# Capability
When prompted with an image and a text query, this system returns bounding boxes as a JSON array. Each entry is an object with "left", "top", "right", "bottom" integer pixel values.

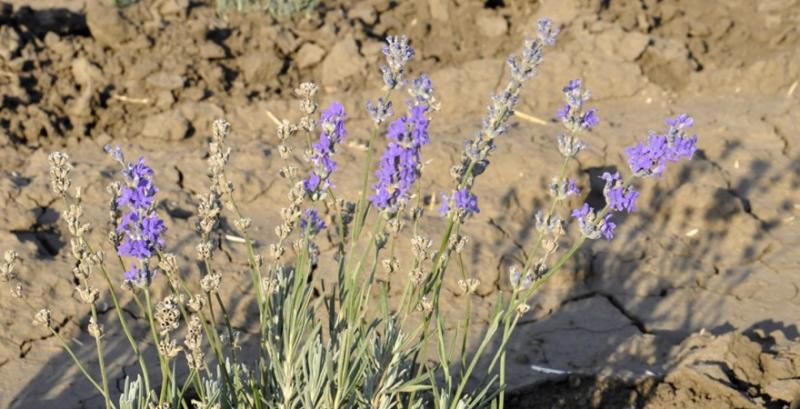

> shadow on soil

[{"left": 473, "top": 144, "right": 800, "bottom": 407}]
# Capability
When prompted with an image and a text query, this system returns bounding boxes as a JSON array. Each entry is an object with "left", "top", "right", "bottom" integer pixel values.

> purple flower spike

[
  {"left": 537, "top": 18, "right": 560, "bottom": 46},
  {"left": 441, "top": 188, "right": 480, "bottom": 219},
  {"left": 305, "top": 102, "right": 348, "bottom": 199},
  {"left": 581, "top": 109, "right": 599, "bottom": 129},
  {"left": 104, "top": 144, "right": 124, "bottom": 163},
  {"left": 381, "top": 35, "right": 415, "bottom": 90},
  {"left": 123, "top": 262, "right": 140, "bottom": 282},
  {"left": 625, "top": 134, "right": 667, "bottom": 177},
  {"left": 124, "top": 262, "right": 154, "bottom": 283},
  {"left": 566, "top": 179, "right": 581, "bottom": 197},
  {"left": 551, "top": 177, "right": 581, "bottom": 200},
  {"left": 671, "top": 134, "right": 698, "bottom": 159},
  {"left": 666, "top": 114, "right": 694, "bottom": 130},
  {"left": 571, "top": 203, "right": 591, "bottom": 219},
  {"left": 557, "top": 79, "right": 598, "bottom": 132},
  {"left": 572, "top": 203, "right": 613, "bottom": 240},
  {"left": 320, "top": 102, "right": 347, "bottom": 144},
  {"left": 556, "top": 104, "right": 570, "bottom": 120},
  {"left": 111, "top": 150, "right": 166, "bottom": 285},
  {"left": 601, "top": 172, "right": 639, "bottom": 213},
  {"left": 454, "top": 189, "right": 479, "bottom": 214},
  {"left": 409, "top": 74, "right": 436, "bottom": 109},
  {"left": 367, "top": 97, "right": 393, "bottom": 125},
  {"left": 119, "top": 239, "right": 151, "bottom": 259},
  {"left": 625, "top": 114, "right": 697, "bottom": 178},
  {"left": 299, "top": 209, "right": 326, "bottom": 237},
  {"left": 600, "top": 214, "right": 616, "bottom": 240},
  {"left": 372, "top": 106, "right": 430, "bottom": 213},
  {"left": 562, "top": 79, "right": 581, "bottom": 93}
]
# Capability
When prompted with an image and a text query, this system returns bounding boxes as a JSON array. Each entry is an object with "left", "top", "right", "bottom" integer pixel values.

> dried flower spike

[
  {"left": 47, "top": 152, "right": 72, "bottom": 197},
  {"left": 34, "top": 308, "right": 52, "bottom": 327}
]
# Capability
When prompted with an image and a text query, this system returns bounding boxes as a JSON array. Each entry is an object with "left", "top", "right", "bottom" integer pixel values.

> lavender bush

[
  {"left": 214, "top": 0, "right": 316, "bottom": 17},
  {"left": 0, "top": 18, "right": 698, "bottom": 409}
]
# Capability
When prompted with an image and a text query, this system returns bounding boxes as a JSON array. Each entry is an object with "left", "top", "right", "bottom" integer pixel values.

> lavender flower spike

[
  {"left": 549, "top": 177, "right": 581, "bottom": 200},
  {"left": 381, "top": 35, "right": 415, "bottom": 90},
  {"left": 599, "top": 214, "right": 616, "bottom": 240},
  {"left": 367, "top": 97, "right": 393, "bottom": 125},
  {"left": 453, "top": 18, "right": 559, "bottom": 186},
  {"left": 408, "top": 74, "right": 438, "bottom": 110},
  {"left": 299, "top": 209, "right": 326, "bottom": 237},
  {"left": 105, "top": 145, "right": 166, "bottom": 284},
  {"left": 508, "top": 18, "right": 559, "bottom": 82},
  {"left": 440, "top": 188, "right": 480, "bottom": 220},
  {"left": 571, "top": 203, "right": 615, "bottom": 240},
  {"left": 538, "top": 18, "right": 560, "bottom": 46},
  {"left": 601, "top": 172, "right": 639, "bottom": 213},
  {"left": 371, "top": 105, "right": 430, "bottom": 213},
  {"left": 625, "top": 114, "right": 697, "bottom": 178},
  {"left": 305, "top": 102, "right": 347, "bottom": 199},
  {"left": 556, "top": 79, "right": 599, "bottom": 132}
]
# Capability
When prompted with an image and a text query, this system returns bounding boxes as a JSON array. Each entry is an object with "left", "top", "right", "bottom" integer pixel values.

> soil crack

[
  {"left": 19, "top": 316, "right": 71, "bottom": 358},
  {"left": 555, "top": 291, "right": 651, "bottom": 334}
]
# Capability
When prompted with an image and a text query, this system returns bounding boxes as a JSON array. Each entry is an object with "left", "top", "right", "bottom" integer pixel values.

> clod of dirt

[
  {"left": 177, "top": 101, "right": 224, "bottom": 135},
  {"left": 0, "top": 25, "right": 20, "bottom": 60},
  {"left": 85, "top": 5, "right": 136, "bottom": 49},
  {"left": 295, "top": 42, "right": 325, "bottom": 69},
  {"left": 649, "top": 331, "right": 800, "bottom": 408},
  {"left": 42, "top": 32, "right": 74, "bottom": 57},
  {"left": 0, "top": 176, "right": 37, "bottom": 231},
  {"left": 154, "top": 0, "right": 189, "bottom": 16},
  {"left": 429, "top": 0, "right": 450, "bottom": 21},
  {"left": 239, "top": 49, "right": 283, "bottom": 87},
  {"left": 475, "top": 10, "right": 508, "bottom": 38},
  {"left": 146, "top": 71, "right": 185, "bottom": 91},
  {"left": 592, "top": 25, "right": 651, "bottom": 62},
  {"left": 640, "top": 38, "right": 697, "bottom": 91},
  {"left": 321, "top": 36, "right": 366, "bottom": 88},
  {"left": 141, "top": 110, "right": 190, "bottom": 141},
  {"left": 198, "top": 41, "right": 226, "bottom": 60},
  {"left": 348, "top": 2, "right": 377, "bottom": 25},
  {"left": 71, "top": 57, "right": 104, "bottom": 86}
]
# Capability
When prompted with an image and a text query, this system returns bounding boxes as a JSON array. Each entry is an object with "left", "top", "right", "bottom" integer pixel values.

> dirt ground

[{"left": 0, "top": 0, "right": 799, "bottom": 407}]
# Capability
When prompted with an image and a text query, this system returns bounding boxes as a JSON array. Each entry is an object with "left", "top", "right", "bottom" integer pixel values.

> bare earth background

[{"left": 0, "top": 0, "right": 799, "bottom": 407}]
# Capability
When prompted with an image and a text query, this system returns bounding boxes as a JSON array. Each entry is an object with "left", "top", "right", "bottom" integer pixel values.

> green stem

[
  {"left": 352, "top": 125, "right": 379, "bottom": 240},
  {"left": 179, "top": 369, "right": 197, "bottom": 401},
  {"left": 221, "top": 182, "right": 266, "bottom": 334},
  {"left": 204, "top": 291, "right": 238, "bottom": 404},
  {"left": 143, "top": 287, "right": 170, "bottom": 404},
  {"left": 87, "top": 241, "right": 152, "bottom": 397},
  {"left": 90, "top": 305, "right": 113, "bottom": 409},
  {"left": 203, "top": 257, "right": 240, "bottom": 369},
  {"left": 50, "top": 327, "right": 111, "bottom": 401},
  {"left": 522, "top": 155, "right": 571, "bottom": 273},
  {"left": 449, "top": 308, "right": 505, "bottom": 409},
  {"left": 457, "top": 254, "right": 472, "bottom": 374}
]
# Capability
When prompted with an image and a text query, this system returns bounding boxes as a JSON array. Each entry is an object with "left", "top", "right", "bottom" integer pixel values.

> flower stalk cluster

[{"left": 0, "top": 20, "right": 703, "bottom": 409}]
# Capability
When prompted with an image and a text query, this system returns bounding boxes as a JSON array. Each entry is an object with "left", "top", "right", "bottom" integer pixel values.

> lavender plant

[
  {"left": 215, "top": 0, "right": 316, "bottom": 17},
  {"left": 0, "top": 18, "right": 698, "bottom": 409}
]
